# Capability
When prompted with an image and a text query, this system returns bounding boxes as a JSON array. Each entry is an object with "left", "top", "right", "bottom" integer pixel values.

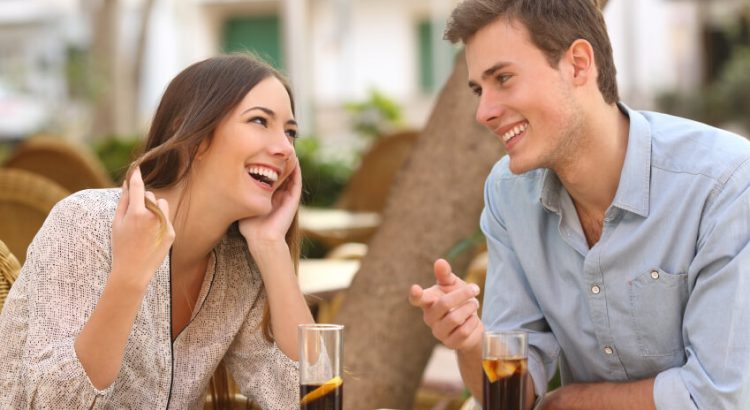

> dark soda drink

[
  {"left": 299, "top": 378, "right": 343, "bottom": 410},
  {"left": 482, "top": 357, "right": 527, "bottom": 410}
]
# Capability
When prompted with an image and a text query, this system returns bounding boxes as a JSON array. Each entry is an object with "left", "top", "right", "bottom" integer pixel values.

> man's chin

[{"left": 508, "top": 159, "right": 535, "bottom": 175}]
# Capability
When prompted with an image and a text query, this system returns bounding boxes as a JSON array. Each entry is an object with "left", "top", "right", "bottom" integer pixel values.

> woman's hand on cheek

[{"left": 239, "top": 157, "right": 301, "bottom": 249}]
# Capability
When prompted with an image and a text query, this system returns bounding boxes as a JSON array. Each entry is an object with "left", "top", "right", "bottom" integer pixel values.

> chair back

[
  {"left": 0, "top": 168, "right": 70, "bottom": 264},
  {"left": 3, "top": 136, "right": 114, "bottom": 192},
  {"left": 0, "top": 239, "right": 21, "bottom": 310},
  {"left": 335, "top": 130, "right": 419, "bottom": 213}
]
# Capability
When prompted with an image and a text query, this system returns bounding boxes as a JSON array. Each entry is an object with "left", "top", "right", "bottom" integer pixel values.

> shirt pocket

[{"left": 628, "top": 268, "right": 688, "bottom": 358}]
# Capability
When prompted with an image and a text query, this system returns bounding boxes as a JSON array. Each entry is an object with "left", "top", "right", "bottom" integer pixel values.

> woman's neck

[{"left": 153, "top": 184, "right": 232, "bottom": 276}]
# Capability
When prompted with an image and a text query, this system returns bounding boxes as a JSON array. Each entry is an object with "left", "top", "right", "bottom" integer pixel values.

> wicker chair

[
  {"left": 335, "top": 130, "right": 419, "bottom": 213},
  {"left": 0, "top": 239, "right": 21, "bottom": 310},
  {"left": 0, "top": 168, "right": 70, "bottom": 264},
  {"left": 3, "top": 136, "right": 114, "bottom": 193},
  {"left": 203, "top": 360, "right": 261, "bottom": 410}
]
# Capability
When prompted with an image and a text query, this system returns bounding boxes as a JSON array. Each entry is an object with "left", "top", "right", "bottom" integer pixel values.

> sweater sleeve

[{"left": 0, "top": 193, "right": 117, "bottom": 409}]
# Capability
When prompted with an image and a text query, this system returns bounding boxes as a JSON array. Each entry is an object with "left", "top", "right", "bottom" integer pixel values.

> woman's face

[{"left": 194, "top": 76, "right": 297, "bottom": 218}]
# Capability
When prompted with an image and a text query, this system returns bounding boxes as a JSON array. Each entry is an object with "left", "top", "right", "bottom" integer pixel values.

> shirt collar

[{"left": 538, "top": 102, "right": 652, "bottom": 217}]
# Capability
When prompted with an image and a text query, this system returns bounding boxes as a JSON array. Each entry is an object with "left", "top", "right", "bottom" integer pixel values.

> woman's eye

[
  {"left": 249, "top": 116, "right": 267, "bottom": 126},
  {"left": 285, "top": 129, "right": 298, "bottom": 139}
]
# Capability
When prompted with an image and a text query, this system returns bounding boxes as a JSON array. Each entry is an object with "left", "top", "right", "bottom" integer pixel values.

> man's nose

[{"left": 475, "top": 90, "right": 505, "bottom": 128}]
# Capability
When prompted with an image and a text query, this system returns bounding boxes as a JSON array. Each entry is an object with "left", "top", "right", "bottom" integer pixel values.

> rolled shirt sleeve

[{"left": 653, "top": 159, "right": 750, "bottom": 409}]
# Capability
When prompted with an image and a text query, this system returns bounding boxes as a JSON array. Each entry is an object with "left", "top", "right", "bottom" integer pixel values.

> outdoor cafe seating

[{"left": 299, "top": 130, "right": 419, "bottom": 248}]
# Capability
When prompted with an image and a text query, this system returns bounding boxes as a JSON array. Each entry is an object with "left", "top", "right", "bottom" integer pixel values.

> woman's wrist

[
  {"left": 108, "top": 265, "right": 153, "bottom": 296},
  {"left": 246, "top": 237, "right": 289, "bottom": 256}
]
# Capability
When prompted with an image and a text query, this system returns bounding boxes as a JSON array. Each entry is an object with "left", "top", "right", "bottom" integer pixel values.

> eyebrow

[
  {"left": 467, "top": 62, "right": 512, "bottom": 88},
  {"left": 241, "top": 106, "right": 298, "bottom": 126}
]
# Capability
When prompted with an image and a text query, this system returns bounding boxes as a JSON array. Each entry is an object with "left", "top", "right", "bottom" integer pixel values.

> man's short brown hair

[{"left": 444, "top": 0, "right": 619, "bottom": 104}]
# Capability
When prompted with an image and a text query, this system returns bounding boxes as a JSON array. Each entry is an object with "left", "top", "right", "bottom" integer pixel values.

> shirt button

[
  {"left": 603, "top": 346, "right": 614, "bottom": 355},
  {"left": 591, "top": 285, "right": 601, "bottom": 294},
  {"left": 650, "top": 270, "right": 660, "bottom": 280}
]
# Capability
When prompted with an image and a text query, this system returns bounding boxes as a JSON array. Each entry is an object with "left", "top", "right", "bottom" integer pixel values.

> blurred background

[
  {"left": 1, "top": 0, "right": 748, "bottom": 178},
  {"left": 1, "top": 0, "right": 749, "bottom": 408}
]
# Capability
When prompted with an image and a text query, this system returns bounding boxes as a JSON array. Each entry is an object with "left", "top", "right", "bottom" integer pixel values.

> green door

[{"left": 222, "top": 15, "right": 283, "bottom": 70}]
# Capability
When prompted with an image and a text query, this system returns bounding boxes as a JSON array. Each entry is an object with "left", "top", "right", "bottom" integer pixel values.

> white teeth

[
  {"left": 247, "top": 166, "right": 279, "bottom": 183},
  {"left": 502, "top": 122, "right": 528, "bottom": 142}
]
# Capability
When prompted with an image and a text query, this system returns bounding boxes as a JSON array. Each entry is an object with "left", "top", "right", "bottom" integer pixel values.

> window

[
  {"left": 418, "top": 20, "right": 434, "bottom": 93},
  {"left": 222, "top": 15, "right": 283, "bottom": 70}
]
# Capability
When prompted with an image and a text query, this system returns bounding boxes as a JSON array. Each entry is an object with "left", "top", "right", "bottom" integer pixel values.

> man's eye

[
  {"left": 471, "top": 87, "right": 482, "bottom": 96},
  {"left": 497, "top": 74, "right": 512, "bottom": 84},
  {"left": 249, "top": 116, "right": 267, "bottom": 126}
]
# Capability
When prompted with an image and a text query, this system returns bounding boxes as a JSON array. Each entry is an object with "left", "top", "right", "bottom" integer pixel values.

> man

[{"left": 409, "top": 0, "right": 750, "bottom": 409}]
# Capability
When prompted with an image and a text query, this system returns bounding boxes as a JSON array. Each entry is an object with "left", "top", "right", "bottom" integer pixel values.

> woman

[{"left": 0, "top": 54, "right": 314, "bottom": 409}]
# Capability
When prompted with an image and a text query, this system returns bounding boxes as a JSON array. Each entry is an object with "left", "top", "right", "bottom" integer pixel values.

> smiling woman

[{"left": 0, "top": 54, "right": 314, "bottom": 409}]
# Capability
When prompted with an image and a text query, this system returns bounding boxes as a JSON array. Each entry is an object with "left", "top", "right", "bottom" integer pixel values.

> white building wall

[
  {"left": 604, "top": 0, "right": 703, "bottom": 109},
  {"left": 3, "top": 0, "right": 720, "bottom": 141}
]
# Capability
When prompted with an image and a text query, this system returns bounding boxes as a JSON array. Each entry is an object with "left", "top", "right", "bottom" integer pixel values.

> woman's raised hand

[
  {"left": 111, "top": 167, "right": 175, "bottom": 291},
  {"left": 239, "top": 157, "right": 302, "bottom": 250}
]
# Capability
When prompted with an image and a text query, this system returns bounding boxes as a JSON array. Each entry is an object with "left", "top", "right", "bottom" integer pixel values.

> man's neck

[{"left": 555, "top": 103, "right": 630, "bottom": 218}]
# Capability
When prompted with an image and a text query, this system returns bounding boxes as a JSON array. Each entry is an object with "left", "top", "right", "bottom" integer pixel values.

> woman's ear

[
  {"left": 195, "top": 139, "right": 210, "bottom": 160},
  {"left": 566, "top": 39, "right": 595, "bottom": 86}
]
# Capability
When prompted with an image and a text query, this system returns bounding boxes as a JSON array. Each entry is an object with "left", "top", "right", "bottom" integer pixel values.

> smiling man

[{"left": 409, "top": 1, "right": 750, "bottom": 409}]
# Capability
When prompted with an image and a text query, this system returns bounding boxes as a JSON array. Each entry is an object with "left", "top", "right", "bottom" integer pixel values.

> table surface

[
  {"left": 298, "top": 258, "right": 360, "bottom": 297},
  {"left": 299, "top": 206, "right": 380, "bottom": 232}
]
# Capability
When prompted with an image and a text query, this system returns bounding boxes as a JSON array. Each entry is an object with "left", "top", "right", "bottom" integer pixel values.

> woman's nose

[{"left": 270, "top": 131, "right": 295, "bottom": 159}]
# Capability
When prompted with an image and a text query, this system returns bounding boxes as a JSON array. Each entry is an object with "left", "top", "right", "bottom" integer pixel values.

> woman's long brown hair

[{"left": 124, "top": 54, "right": 301, "bottom": 409}]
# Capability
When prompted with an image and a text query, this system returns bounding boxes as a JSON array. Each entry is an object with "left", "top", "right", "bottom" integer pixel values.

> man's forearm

[
  {"left": 541, "top": 377, "right": 655, "bottom": 410},
  {"left": 456, "top": 342, "right": 484, "bottom": 400}
]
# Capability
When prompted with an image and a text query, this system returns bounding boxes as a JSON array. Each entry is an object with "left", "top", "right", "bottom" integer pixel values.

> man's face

[{"left": 466, "top": 18, "right": 584, "bottom": 175}]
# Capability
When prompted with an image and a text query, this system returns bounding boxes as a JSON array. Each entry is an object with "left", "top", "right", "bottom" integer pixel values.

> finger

[
  {"left": 279, "top": 157, "right": 301, "bottom": 194},
  {"left": 410, "top": 284, "right": 443, "bottom": 309},
  {"left": 288, "top": 157, "right": 302, "bottom": 199},
  {"left": 156, "top": 197, "right": 170, "bottom": 221},
  {"left": 115, "top": 180, "right": 129, "bottom": 220},
  {"left": 157, "top": 198, "right": 175, "bottom": 239},
  {"left": 425, "top": 284, "right": 481, "bottom": 324},
  {"left": 128, "top": 167, "right": 146, "bottom": 211},
  {"left": 433, "top": 297, "right": 480, "bottom": 339},
  {"left": 408, "top": 284, "right": 424, "bottom": 307},
  {"left": 444, "top": 313, "right": 482, "bottom": 349},
  {"left": 144, "top": 190, "right": 157, "bottom": 205},
  {"left": 434, "top": 259, "right": 457, "bottom": 287}
]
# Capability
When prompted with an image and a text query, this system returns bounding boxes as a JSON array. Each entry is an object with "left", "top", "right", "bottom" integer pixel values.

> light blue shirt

[{"left": 480, "top": 104, "right": 750, "bottom": 409}]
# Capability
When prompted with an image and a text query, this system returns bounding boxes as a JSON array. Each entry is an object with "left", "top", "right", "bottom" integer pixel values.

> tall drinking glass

[
  {"left": 299, "top": 324, "right": 344, "bottom": 410},
  {"left": 482, "top": 331, "right": 528, "bottom": 410}
]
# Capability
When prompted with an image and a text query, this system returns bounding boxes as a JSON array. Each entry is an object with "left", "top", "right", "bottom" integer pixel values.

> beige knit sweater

[{"left": 0, "top": 189, "right": 298, "bottom": 409}]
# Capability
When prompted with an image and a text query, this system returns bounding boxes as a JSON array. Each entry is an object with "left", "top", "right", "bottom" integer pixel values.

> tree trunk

[
  {"left": 334, "top": 53, "right": 501, "bottom": 410},
  {"left": 90, "top": 0, "right": 118, "bottom": 139},
  {"left": 89, "top": 0, "right": 155, "bottom": 139},
  {"left": 335, "top": 3, "right": 609, "bottom": 408}
]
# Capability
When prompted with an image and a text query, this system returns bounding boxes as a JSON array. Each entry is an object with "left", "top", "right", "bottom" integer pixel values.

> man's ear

[{"left": 565, "top": 39, "right": 595, "bottom": 86}]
